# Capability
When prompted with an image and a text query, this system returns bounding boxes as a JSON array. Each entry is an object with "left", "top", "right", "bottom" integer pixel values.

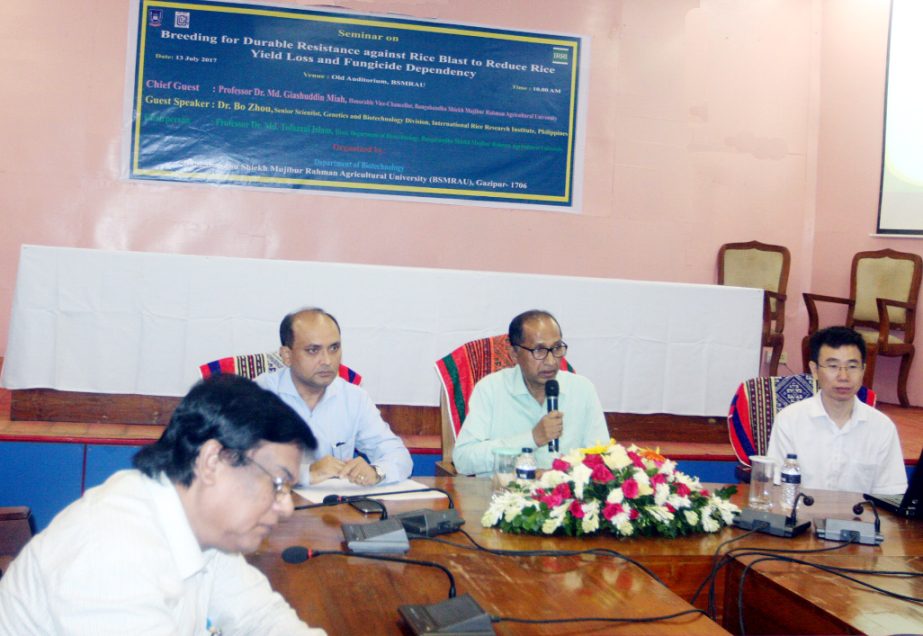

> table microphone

[
  {"left": 545, "top": 379, "right": 560, "bottom": 452},
  {"left": 282, "top": 546, "right": 338, "bottom": 564}
]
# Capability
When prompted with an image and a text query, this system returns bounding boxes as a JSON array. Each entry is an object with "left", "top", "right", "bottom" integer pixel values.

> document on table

[{"left": 295, "top": 478, "right": 447, "bottom": 504}]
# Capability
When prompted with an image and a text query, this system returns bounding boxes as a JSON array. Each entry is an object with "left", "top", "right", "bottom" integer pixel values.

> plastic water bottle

[
  {"left": 514, "top": 448, "right": 537, "bottom": 482},
  {"left": 780, "top": 453, "right": 801, "bottom": 510}
]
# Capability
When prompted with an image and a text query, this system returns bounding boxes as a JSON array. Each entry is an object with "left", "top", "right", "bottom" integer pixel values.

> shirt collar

[
  {"left": 279, "top": 367, "right": 340, "bottom": 406},
  {"left": 808, "top": 393, "right": 867, "bottom": 429},
  {"left": 149, "top": 472, "right": 206, "bottom": 580},
  {"left": 509, "top": 366, "right": 565, "bottom": 398}
]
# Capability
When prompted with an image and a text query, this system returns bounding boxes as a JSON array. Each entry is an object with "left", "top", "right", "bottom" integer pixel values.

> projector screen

[{"left": 878, "top": 0, "right": 923, "bottom": 234}]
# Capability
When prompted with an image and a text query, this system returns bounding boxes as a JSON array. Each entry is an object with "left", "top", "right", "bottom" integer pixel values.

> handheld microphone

[
  {"left": 295, "top": 487, "right": 456, "bottom": 510},
  {"left": 545, "top": 379, "right": 560, "bottom": 452}
]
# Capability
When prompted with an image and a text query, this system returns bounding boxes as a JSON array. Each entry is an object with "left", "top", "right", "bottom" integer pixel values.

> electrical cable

[
  {"left": 414, "top": 527, "right": 667, "bottom": 586},
  {"left": 281, "top": 546, "right": 457, "bottom": 598}
]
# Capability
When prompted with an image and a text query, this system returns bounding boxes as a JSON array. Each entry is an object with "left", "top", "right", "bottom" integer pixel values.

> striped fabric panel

[
  {"left": 727, "top": 373, "right": 876, "bottom": 467},
  {"left": 199, "top": 352, "right": 361, "bottom": 386},
  {"left": 434, "top": 334, "right": 573, "bottom": 440}
]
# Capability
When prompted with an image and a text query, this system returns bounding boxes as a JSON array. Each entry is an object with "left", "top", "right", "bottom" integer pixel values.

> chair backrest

[
  {"left": 0, "top": 506, "right": 34, "bottom": 578},
  {"left": 199, "top": 351, "right": 362, "bottom": 385},
  {"left": 717, "top": 241, "right": 791, "bottom": 327},
  {"left": 849, "top": 248, "right": 922, "bottom": 340},
  {"left": 434, "top": 334, "right": 572, "bottom": 464},
  {"left": 727, "top": 373, "right": 876, "bottom": 466}
]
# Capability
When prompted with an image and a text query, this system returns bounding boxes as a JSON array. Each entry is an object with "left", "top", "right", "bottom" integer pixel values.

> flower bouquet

[{"left": 482, "top": 441, "right": 739, "bottom": 538}]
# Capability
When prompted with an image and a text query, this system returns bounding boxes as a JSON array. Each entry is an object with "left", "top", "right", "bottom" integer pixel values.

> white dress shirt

[
  {"left": 767, "top": 393, "right": 907, "bottom": 495},
  {"left": 257, "top": 369, "right": 412, "bottom": 485},
  {"left": 0, "top": 470, "right": 323, "bottom": 635}
]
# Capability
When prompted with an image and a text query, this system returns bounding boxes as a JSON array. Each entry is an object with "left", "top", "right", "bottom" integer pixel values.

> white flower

[
  {"left": 571, "top": 463, "right": 593, "bottom": 500},
  {"left": 647, "top": 505, "right": 675, "bottom": 523},
  {"left": 616, "top": 518, "right": 635, "bottom": 536},
  {"left": 702, "top": 514, "right": 720, "bottom": 532},
  {"left": 674, "top": 472, "right": 701, "bottom": 491},
  {"left": 684, "top": 510, "right": 699, "bottom": 526},
  {"left": 606, "top": 488, "right": 624, "bottom": 504},
  {"left": 653, "top": 482, "right": 671, "bottom": 506},
  {"left": 580, "top": 500, "right": 601, "bottom": 533},
  {"left": 481, "top": 503, "right": 502, "bottom": 527},
  {"left": 541, "top": 503, "right": 569, "bottom": 534},
  {"left": 603, "top": 445, "right": 632, "bottom": 470},
  {"left": 713, "top": 497, "right": 740, "bottom": 525},
  {"left": 658, "top": 459, "right": 677, "bottom": 475},
  {"left": 668, "top": 493, "right": 691, "bottom": 510},
  {"left": 561, "top": 449, "right": 585, "bottom": 466},
  {"left": 538, "top": 469, "right": 568, "bottom": 489},
  {"left": 503, "top": 496, "right": 529, "bottom": 522}
]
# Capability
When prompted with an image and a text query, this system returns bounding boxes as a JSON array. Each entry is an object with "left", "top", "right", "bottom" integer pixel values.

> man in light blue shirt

[
  {"left": 453, "top": 310, "right": 610, "bottom": 476},
  {"left": 257, "top": 308, "right": 412, "bottom": 486}
]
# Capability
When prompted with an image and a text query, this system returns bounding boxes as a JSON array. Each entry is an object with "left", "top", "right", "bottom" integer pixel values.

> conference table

[{"left": 248, "top": 477, "right": 923, "bottom": 635}]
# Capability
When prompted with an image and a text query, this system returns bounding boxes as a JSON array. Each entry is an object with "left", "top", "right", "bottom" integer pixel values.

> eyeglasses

[
  {"left": 244, "top": 456, "right": 296, "bottom": 503},
  {"left": 816, "top": 363, "right": 865, "bottom": 375},
  {"left": 516, "top": 342, "right": 568, "bottom": 360}
]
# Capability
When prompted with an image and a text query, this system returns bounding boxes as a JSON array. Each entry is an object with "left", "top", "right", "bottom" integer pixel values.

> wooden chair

[
  {"left": 717, "top": 241, "right": 791, "bottom": 375},
  {"left": 199, "top": 351, "right": 362, "bottom": 385},
  {"left": 801, "top": 248, "right": 922, "bottom": 407},
  {"left": 727, "top": 374, "right": 876, "bottom": 482},
  {"left": 434, "top": 334, "right": 571, "bottom": 475},
  {"left": 0, "top": 506, "right": 34, "bottom": 579}
]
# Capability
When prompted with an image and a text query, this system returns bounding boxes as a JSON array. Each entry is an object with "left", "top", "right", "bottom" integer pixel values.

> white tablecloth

[{"left": 1, "top": 245, "right": 762, "bottom": 415}]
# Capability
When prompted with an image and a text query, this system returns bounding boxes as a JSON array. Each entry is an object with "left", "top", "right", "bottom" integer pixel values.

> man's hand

[
  {"left": 340, "top": 457, "right": 379, "bottom": 486},
  {"left": 309, "top": 455, "right": 346, "bottom": 484},
  {"left": 532, "top": 411, "right": 564, "bottom": 447}
]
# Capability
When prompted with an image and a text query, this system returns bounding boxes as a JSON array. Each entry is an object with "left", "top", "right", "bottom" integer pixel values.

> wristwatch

[{"left": 371, "top": 464, "right": 385, "bottom": 485}]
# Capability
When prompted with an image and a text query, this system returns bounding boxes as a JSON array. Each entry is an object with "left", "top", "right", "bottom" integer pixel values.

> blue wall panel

[
  {"left": 0, "top": 442, "right": 84, "bottom": 531},
  {"left": 85, "top": 445, "right": 143, "bottom": 490}
]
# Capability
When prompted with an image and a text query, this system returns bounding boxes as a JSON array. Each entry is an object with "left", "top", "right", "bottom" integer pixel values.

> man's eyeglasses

[
  {"left": 516, "top": 342, "right": 568, "bottom": 360},
  {"left": 816, "top": 363, "right": 865, "bottom": 375},
  {"left": 243, "top": 456, "right": 296, "bottom": 503}
]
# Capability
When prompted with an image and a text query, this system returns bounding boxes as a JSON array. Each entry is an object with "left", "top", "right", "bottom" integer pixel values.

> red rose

[
  {"left": 591, "top": 464, "right": 615, "bottom": 483},
  {"left": 542, "top": 493, "right": 564, "bottom": 508},
  {"left": 628, "top": 508, "right": 640, "bottom": 520},
  {"left": 602, "top": 502, "right": 624, "bottom": 520},
  {"left": 651, "top": 473, "right": 667, "bottom": 486},
  {"left": 622, "top": 478, "right": 639, "bottom": 499},
  {"left": 551, "top": 457, "right": 571, "bottom": 472},
  {"left": 569, "top": 500, "right": 585, "bottom": 519},
  {"left": 701, "top": 489, "right": 710, "bottom": 497},
  {"left": 583, "top": 454, "right": 604, "bottom": 468},
  {"left": 676, "top": 482, "right": 691, "bottom": 497},
  {"left": 666, "top": 503, "right": 676, "bottom": 513},
  {"left": 627, "top": 451, "right": 645, "bottom": 468},
  {"left": 553, "top": 482, "right": 573, "bottom": 500}
]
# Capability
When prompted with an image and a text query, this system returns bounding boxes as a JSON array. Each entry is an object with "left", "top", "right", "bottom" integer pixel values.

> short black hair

[
  {"left": 279, "top": 307, "right": 341, "bottom": 347},
  {"left": 133, "top": 374, "right": 316, "bottom": 486},
  {"left": 809, "top": 326, "right": 867, "bottom": 364},
  {"left": 508, "top": 310, "right": 561, "bottom": 347}
]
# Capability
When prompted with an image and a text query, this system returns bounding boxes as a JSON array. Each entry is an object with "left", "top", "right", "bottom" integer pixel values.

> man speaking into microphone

[{"left": 453, "top": 310, "right": 609, "bottom": 476}]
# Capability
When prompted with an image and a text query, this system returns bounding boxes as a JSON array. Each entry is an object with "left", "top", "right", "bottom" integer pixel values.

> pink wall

[{"left": 1, "top": 1, "right": 918, "bottom": 404}]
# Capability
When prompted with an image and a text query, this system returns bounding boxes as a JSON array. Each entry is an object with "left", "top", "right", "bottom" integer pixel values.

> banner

[{"left": 126, "top": 0, "right": 587, "bottom": 209}]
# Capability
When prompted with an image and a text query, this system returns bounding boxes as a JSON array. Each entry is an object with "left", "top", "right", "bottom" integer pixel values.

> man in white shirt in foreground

[
  {"left": 0, "top": 374, "right": 326, "bottom": 635},
  {"left": 768, "top": 326, "right": 907, "bottom": 495}
]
